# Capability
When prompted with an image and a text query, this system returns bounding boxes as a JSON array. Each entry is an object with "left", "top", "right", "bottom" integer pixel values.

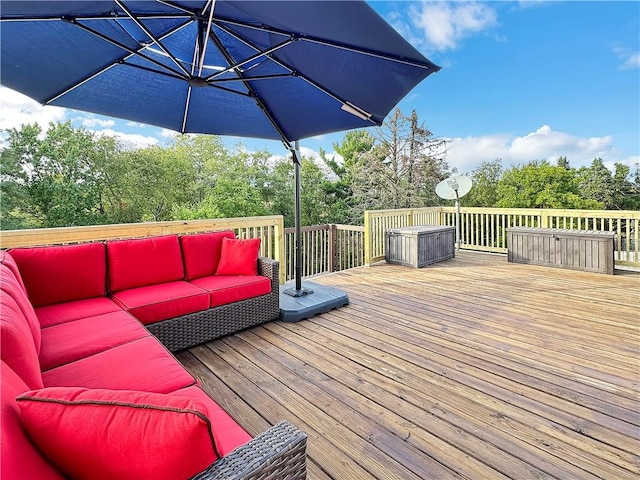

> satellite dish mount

[{"left": 435, "top": 176, "right": 473, "bottom": 250}]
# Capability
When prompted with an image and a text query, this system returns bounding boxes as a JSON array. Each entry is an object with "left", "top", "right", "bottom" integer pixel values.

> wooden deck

[{"left": 177, "top": 251, "right": 640, "bottom": 480}]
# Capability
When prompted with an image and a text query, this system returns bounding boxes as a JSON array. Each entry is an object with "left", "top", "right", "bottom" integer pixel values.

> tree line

[{"left": 1, "top": 109, "right": 638, "bottom": 231}]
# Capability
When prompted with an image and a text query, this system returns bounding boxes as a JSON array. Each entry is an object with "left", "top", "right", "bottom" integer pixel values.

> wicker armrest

[
  {"left": 257, "top": 256, "right": 279, "bottom": 283},
  {"left": 191, "top": 421, "right": 307, "bottom": 480}
]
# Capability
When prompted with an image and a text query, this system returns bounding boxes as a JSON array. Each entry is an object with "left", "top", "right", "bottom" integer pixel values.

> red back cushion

[
  {"left": 215, "top": 238, "right": 261, "bottom": 276},
  {"left": 9, "top": 243, "right": 107, "bottom": 307},
  {"left": 0, "top": 294, "right": 43, "bottom": 390},
  {"left": 1, "top": 362, "right": 65, "bottom": 480},
  {"left": 1, "top": 262, "right": 41, "bottom": 353},
  {"left": 107, "top": 235, "right": 184, "bottom": 292},
  {"left": 16, "top": 387, "right": 218, "bottom": 480},
  {"left": 0, "top": 250, "right": 27, "bottom": 292},
  {"left": 180, "top": 231, "right": 236, "bottom": 280}
]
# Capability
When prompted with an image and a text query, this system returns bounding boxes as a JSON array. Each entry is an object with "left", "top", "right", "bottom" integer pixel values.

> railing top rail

[
  {"left": 0, "top": 216, "right": 284, "bottom": 249},
  {"left": 366, "top": 207, "right": 442, "bottom": 216},
  {"left": 335, "top": 224, "right": 365, "bottom": 231},
  {"left": 440, "top": 207, "right": 640, "bottom": 218},
  {"left": 283, "top": 225, "right": 331, "bottom": 234}
]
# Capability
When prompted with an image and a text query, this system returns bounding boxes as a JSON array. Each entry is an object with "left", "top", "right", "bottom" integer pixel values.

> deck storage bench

[
  {"left": 507, "top": 227, "right": 615, "bottom": 274},
  {"left": 385, "top": 225, "right": 455, "bottom": 268}
]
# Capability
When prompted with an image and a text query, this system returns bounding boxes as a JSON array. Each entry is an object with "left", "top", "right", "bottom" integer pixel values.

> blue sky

[{"left": 1, "top": 1, "right": 638, "bottom": 174}]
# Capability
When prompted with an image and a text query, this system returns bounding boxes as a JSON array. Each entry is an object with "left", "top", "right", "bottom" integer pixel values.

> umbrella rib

[
  {"left": 214, "top": 21, "right": 378, "bottom": 125},
  {"left": 0, "top": 13, "right": 191, "bottom": 22},
  {"left": 45, "top": 18, "right": 191, "bottom": 105},
  {"left": 206, "top": 28, "right": 291, "bottom": 144},
  {"left": 64, "top": 18, "right": 189, "bottom": 78},
  {"left": 215, "top": 17, "right": 439, "bottom": 71},
  {"left": 210, "top": 73, "right": 294, "bottom": 83},
  {"left": 204, "top": 38, "right": 294, "bottom": 82},
  {"left": 115, "top": 0, "right": 190, "bottom": 77},
  {"left": 197, "top": 0, "right": 216, "bottom": 76}
]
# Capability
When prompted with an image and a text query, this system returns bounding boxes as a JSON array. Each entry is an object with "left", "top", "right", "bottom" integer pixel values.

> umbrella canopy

[
  {"left": 1, "top": 0, "right": 440, "bottom": 297},
  {"left": 1, "top": 0, "right": 439, "bottom": 144}
]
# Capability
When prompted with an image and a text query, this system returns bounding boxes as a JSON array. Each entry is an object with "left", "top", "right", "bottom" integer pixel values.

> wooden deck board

[{"left": 177, "top": 251, "right": 639, "bottom": 480}]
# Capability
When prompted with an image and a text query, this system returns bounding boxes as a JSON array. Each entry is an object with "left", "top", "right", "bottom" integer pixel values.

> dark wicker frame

[
  {"left": 192, "top": 421, "right": 307, "bottom": 480},
  {"left": 147, "top": 257, "right": 280, "bottom": 352}
]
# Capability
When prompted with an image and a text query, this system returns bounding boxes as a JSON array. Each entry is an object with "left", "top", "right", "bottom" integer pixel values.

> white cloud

[
  {"left": 403, "top": 1, "right": 498, "bottom": 52},
  {"left": 446, "top": 125, "right": 626, "bottom": 172},
  {"left": 79, "top": 116, "right": 116, "bottom": 128},
  {"left": 91, "top": 129, "right": 160, "bottom": 150},
  {"left": 611, "top": 43, "right": 640, "bottom": 70},
  {"left": 159, "top": 128, "right": 178, "bottom": 139},
  {"left": 0, "top": 87, "right": 67, "bottom": 132}
]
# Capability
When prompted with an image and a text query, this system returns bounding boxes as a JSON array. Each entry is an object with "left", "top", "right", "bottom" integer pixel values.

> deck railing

[
  {"left": 0, "top": 216, "right": 287, "bottom": 282},
  {"left": 2, "top": 208, "right": 638, "bottom": 280},
  {"left": 283, "top": 224, "right": 365, "bottom": 281},
  {"left": 364, "top": 207, "right": 640, "bottom": 269}
]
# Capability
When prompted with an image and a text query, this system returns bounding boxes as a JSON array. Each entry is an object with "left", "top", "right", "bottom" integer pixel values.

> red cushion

[
  {"left": 111, "top": 281, "right": 209, "bottom": 325},
  {"left": 107, "top": 235, "right": 185, "bottom": 292},
  {"left": 191, "top": 275, "right": 272, "bottom": 307},
  {"left": 180, "top": 231, "right": 236, "bottom": 280},
  {"left": 216, "top": 237, "right": 261, "bottom": 276},
  {"left": 0, "top": 295, "right": 43, "bottom": 390},
  {"left": 0, "top": 250, "right": 28, "bottom": 295},
  {"left": 17, "top": 387, "right": 218, "bottom": 480},
  {"left": 43, "top": 336, "right": 196, "bottom": 393},
  {"left": 174, "top": 385, "right": 252, "bottom": 457},
  {"left": 39, "top": 311, "right": 149, "bottom": 371},
  {"left": 9, "top": 243, "right": 107, "bottom": 307},
  {"left": 36, "top": 297, "right": 123, "bottom": 328},
  {"left": 1, "top": 263, "right": 41, "bottom": 353},
  {"left": 1, "top": 362, "right": 65, "bottom": 480}
]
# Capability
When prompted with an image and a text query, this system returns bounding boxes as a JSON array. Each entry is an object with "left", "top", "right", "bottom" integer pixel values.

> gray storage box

[
  {"left": 507, "top": 227, "right": 615, "bottom": 274},
  {"left": 385, "top": 226, "right": 455, "bottom": 268}
]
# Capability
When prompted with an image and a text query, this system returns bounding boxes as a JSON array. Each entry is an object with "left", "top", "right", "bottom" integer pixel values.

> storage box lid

[
  {"left": 507, "top": 227, "right": 615, "bottom": 238},
  {"left": 387, "top": 225, "right": 455, "bottom": 235}
]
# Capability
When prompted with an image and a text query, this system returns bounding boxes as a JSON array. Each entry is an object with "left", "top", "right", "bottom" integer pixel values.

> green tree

[
  {"left": 576, "top": 158, "right": 615, "bottom": 208},
  {"left": 1, "top": 122, "right": 119, "bottom": 228},
  {"left": 349, "top": 108, "right": 449, "bottom": 212},
  {"left": 497, "top": 160, "right": 601, "bottom": 209},
  {"left": 322, "top": 130, "right": 375, "bottom": 224},
  {"left": 462, "top": 159, "right": 503, "bottom": 207}
]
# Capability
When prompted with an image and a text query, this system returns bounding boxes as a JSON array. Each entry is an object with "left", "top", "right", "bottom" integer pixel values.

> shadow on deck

[{"left": 177, "top": 251, "right": 639, "bottom": 480}]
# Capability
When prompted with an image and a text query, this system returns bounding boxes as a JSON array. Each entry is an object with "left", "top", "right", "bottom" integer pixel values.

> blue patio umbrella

[{"left": 1, "top": 0, "right": 440, "bottom": 298}]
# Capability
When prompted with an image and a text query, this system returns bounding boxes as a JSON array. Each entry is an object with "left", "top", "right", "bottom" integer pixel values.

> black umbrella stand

[{"left": 279, "top": 141, "right": 349, "bottom": 321}]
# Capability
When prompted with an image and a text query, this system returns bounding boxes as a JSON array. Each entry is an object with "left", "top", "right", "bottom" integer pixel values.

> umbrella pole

[{"left": 283, "top": 141, "right": 313, "bottom": 297}]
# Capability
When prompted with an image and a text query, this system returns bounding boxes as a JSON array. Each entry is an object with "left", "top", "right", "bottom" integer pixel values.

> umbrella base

[{"left": 279, "top": 281, "right": 349, "bottom": 323}]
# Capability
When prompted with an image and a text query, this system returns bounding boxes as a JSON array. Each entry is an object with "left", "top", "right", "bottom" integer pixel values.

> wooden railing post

[
  {"left": 363, "top": 211, "right": 372, "bottom": 266},
  {"left": 328, "top": 224, "right": 337, "bottom": 272},
  {"left": 274, "top": 216, "right": 286, "bottom": 284},
  {"left": 541, "top": 211, "right": 549, "bottom": 228}
]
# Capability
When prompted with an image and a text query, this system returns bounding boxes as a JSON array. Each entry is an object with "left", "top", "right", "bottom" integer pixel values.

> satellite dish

[
  {"left": 435, "top": 176, "right": 473, "bottom": 250},
  {"left": 435, "top": 175, "right": 473, "bottom": 200}
]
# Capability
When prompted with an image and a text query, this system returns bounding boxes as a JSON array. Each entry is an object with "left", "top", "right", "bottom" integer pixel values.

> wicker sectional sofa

[{"left": 1, "top": 233, "right": 307, "bottom": 479}]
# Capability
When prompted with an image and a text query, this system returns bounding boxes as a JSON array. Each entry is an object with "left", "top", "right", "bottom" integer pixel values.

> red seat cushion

[
  {"left": 17, "top": 387, "right": 218, "bottom": 480},
  {"left": 111, "top": 281, "right": 209, "bottom": 325},
  {"left": 1, "top": 362, "right": 64, "bottom": 480},
  {"left": 174, "top": 385, "right": 252, "bottom": 457},
  {"left": 36, "top": 296, "right": 123, "bottom": 328},
  {"left": 107, "top": 235, "right": 185, "bottom": 292},
  {"left": 9, "top": 243, "right": 107, "bottom": 307},
  {"left": 0, "top": 294, "right": 43, "bottom": 390},
  {"left": 191, "top": 275, "right": 272, "bottom": 307},
  {"left": 180, "top": 230, "right": 236, "bottom": 280},
  {"left": 42, "top": 336, "right": 196, "bottom": 393},
  {"left": 39, "top": 311, "right": 149, "bottom": 371},
  {"left": 215, "top": 237, "right": 261, "bottom": 276}
]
